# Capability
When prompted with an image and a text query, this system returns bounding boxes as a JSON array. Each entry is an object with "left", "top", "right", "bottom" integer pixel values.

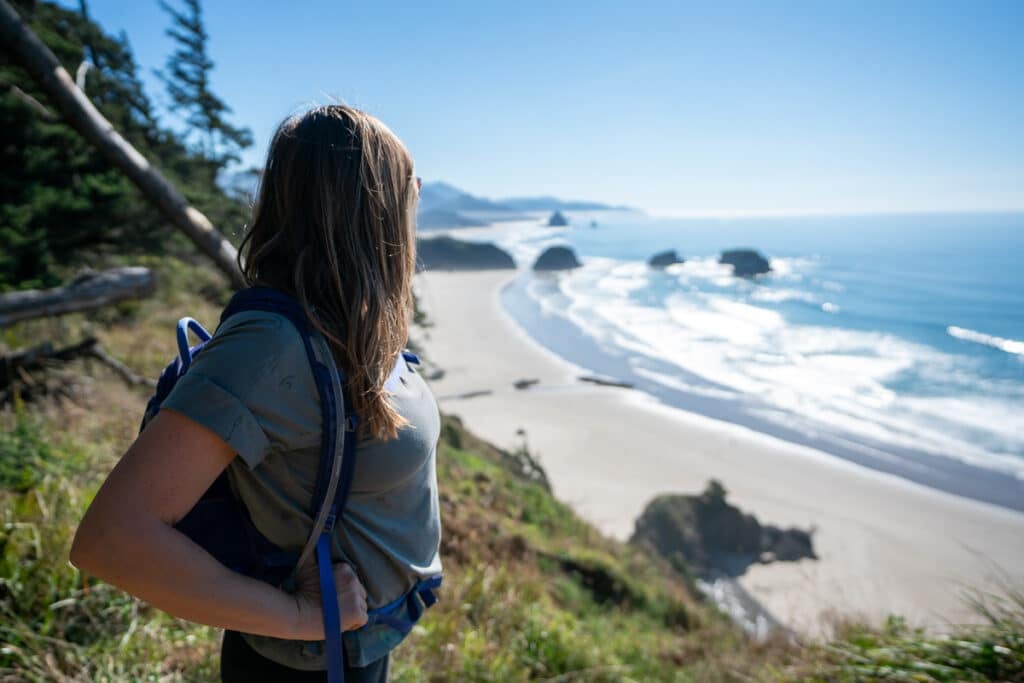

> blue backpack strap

[
  {"left": 316, "top": 388, "right": 359, "bottom": 683},
  {"left": 222, "top": 287, "right": 354, "bottom": 683},
  {"left": 317, "top": 533, "right": 344, "bottom": 682},
  {"left": 176, "top": 318, "right": 212, "bottom": 372},
  {"left": 362, "top": 575, "right": 443, "bottom": 634}
]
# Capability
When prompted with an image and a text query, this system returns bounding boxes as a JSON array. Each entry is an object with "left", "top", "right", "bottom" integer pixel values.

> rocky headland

[
  {"left": 417, "top": 236, "right": 516, "bottom": 271},
  {"left": 630, "top": 480, "right": 815, "bottom": 578}
]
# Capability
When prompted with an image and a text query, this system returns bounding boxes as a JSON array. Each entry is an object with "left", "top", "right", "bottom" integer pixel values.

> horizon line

[{"left": 642, "top": 206, "right": 1024, "bottom": 220}]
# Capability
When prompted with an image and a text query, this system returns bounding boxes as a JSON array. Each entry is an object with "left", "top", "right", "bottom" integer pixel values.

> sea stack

[
  {"left": 416, "top": 236, "right": 516, "bottom": 271},
  {"left": 532, "top": 245, "right": 581, "bottom": 271},
  {"left": 719, "top": 249, "right": 771, "bottom": 277},
  {"left": 629, "top": 480, "right": 816, "bottom": 577},
  {"left": 547, "top": 211, "right": 569, "bottom": 227},
  {"left": 648, "top": 250, "right": 685, "bottom": 268}
]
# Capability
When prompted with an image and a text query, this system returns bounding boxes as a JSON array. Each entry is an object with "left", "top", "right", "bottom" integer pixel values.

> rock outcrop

[
  {"left": 648, "top": 250, "right": 684, "bottom": 268},
  {"left": 416, "top": 236, "right": 516, "bottom": 271},
  {"left": 547, "top": 211, "right": 569, "bottom": 227},
  {"left": 532, "top": 245, "right": 581, "bottom": 271},
  {"left": 630, "top": 480, "right": 815, "bottom": 577},
  {"left": 719, "top": 249, "right": 771, "bottom": 277}
]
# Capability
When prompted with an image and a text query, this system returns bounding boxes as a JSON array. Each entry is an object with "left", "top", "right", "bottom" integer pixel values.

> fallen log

[
  {"left": 0, "top": 267, "right": 156, "bottom": 327},
  {"left": 0, "top": 335, "right": 154, "bottom": 404},
  {"left": 0, "top": 0, "right": 246, "bottom": 288}
]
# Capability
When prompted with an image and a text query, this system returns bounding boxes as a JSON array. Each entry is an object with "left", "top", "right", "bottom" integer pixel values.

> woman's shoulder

[
  {"left": 213, "top": 309, "right": 307, "bottom": 351},
  {"left": 199, "top": 308, "right": 319, "bottom": 399},
  {"left": 161, "top": 308, "right": 322, "bottom": 468}
]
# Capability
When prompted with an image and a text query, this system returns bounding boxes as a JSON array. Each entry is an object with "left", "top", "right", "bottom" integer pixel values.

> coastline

[
  {"left": 501, "top": 272, "right": 1024, "bottom": 513},
  {"left": 413, "top": 268, "right": 1024, "bottom": 638}
]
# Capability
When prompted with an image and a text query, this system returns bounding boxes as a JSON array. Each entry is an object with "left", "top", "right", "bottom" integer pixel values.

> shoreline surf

[
  {"left": 500, "top": 270, "right": 1024, "bottom": 513},
  {"left": 413, "top": 267, "right": 1024, "bottom": 637}
]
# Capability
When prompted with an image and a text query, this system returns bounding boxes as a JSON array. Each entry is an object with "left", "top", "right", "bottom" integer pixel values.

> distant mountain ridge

[
  {"left": 417, "top": 181, "right": 631, "bottom": 230},
  {"left": 501, "top": 196, "right": 633, "bottom": 212}
]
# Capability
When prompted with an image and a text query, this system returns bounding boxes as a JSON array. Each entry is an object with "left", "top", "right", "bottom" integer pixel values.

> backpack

[{"left": 141, "top": 287, "right": 440, "bottom": 682}]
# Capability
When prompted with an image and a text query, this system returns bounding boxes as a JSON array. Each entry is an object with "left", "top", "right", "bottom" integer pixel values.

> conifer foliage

[{"left": 157, "top": 0, "right": 251, "bottom": 166}]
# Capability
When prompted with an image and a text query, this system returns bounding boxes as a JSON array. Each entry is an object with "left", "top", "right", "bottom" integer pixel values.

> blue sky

[{"left": 66, "top": 0, "right": 1023, "bottom": 215}]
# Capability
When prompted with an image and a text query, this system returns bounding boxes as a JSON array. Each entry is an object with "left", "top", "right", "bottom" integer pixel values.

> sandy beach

[{"left": 413, "top": 269, "right": 1024, "bottom": 638}]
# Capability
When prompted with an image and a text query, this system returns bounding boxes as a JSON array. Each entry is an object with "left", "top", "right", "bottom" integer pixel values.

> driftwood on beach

[
  {"left": 579, "top": 375, "right": 634, "bottom": 389},
  {"left": 0, "top": 267, "right": 156, "bottom": 327},
  {"left": 0, "top": 0, "right": 246, "bottom": 287}
]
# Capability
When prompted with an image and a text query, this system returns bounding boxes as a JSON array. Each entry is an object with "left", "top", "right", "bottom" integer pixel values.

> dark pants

[{"left": 220, "top": 630, "right": 389, "bottom": 683}]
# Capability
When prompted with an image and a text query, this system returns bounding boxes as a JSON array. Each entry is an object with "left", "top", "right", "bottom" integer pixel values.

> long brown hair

[{"left": 239, "top": 104, "right": 417, "bottom": 441}]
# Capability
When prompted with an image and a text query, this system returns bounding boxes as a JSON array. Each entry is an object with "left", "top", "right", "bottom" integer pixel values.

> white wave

[
  {"left": 673, "top": 257, "right": 739, "bottom": 288},
  {"left": 750, "top": 288, "right": 819, "bottom": 304},
  {"left": 947, "top": 326, "right": 1024, "bottom": 356},
  {"left": 596, "top": 261, "right": 649, "bottom": 295},
  {"left": 504, "top": 222, "right": 1024, "bottom": 480},
  {"left": 767, "top": 256, "right": 819, "bottom": 280}
]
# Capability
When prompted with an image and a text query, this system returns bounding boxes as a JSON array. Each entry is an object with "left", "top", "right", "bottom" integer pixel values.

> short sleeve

[{"left": 160, "top": 311, "right": 322, "bottom": 468}]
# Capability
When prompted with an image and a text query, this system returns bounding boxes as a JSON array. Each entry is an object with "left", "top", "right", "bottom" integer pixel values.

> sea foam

[
  {"left": 947, "top": 326, "right": 1024, "bottom": 356},
  {"left": 523, "top": 253, "right": 1024, "bottom": 480}
]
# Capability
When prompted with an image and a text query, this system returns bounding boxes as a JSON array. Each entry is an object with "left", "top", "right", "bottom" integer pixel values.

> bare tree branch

[
  {"left": 0, "top": 0, "right": 246, "bottom": 288},
  {"left": 0, "top": 80, "right": 57, "bottom": 120},
  {"left": 75, "top": 59, "right": 91, "bottom": 91},
  {"left": 88, "top": 343, "right": 156, "bottom": 387}
]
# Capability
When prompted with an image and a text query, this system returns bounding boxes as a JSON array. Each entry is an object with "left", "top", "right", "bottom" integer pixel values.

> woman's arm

[{"left": 70, "top": 408, "right": 366, "bottom": 640}]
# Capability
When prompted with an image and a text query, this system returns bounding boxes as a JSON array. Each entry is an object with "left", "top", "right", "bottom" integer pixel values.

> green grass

[
  {"left": 0, "top": 397, "right": 219, "bottom": 682},
  {"left": 815, "top": 603, "right": 1024, "bottom": 682}
]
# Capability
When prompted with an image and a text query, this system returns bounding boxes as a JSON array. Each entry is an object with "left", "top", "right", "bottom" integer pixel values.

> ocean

[{"left": 457, "top": 211, "right": 1024, "bottom": 512}]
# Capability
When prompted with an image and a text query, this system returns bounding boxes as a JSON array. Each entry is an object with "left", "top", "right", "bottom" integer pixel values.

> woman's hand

[{"left": 292, "top": 560, "right": 369, "bottom": 639}]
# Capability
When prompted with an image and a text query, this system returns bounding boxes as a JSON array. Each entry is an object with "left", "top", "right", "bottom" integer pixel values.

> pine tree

[{"left": 157, "top": 0, "right": 251, "bottom": 166}]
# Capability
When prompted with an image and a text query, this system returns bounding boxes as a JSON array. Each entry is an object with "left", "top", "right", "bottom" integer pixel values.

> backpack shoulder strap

[
  {"left": 220, "top": 287, "right": 351, "bottom": 567},
  {"left": 222, "top": 287, "right": 353, "bottom": 682}
]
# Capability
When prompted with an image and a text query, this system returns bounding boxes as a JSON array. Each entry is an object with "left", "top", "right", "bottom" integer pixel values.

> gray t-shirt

[{"left": 161, "top": 310, "right": 441, "bottom": 668}]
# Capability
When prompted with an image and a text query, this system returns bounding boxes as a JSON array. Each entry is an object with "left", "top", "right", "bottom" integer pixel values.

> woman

[{"left": 70, "top": 104, "right": 442, "bottom": 682}]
